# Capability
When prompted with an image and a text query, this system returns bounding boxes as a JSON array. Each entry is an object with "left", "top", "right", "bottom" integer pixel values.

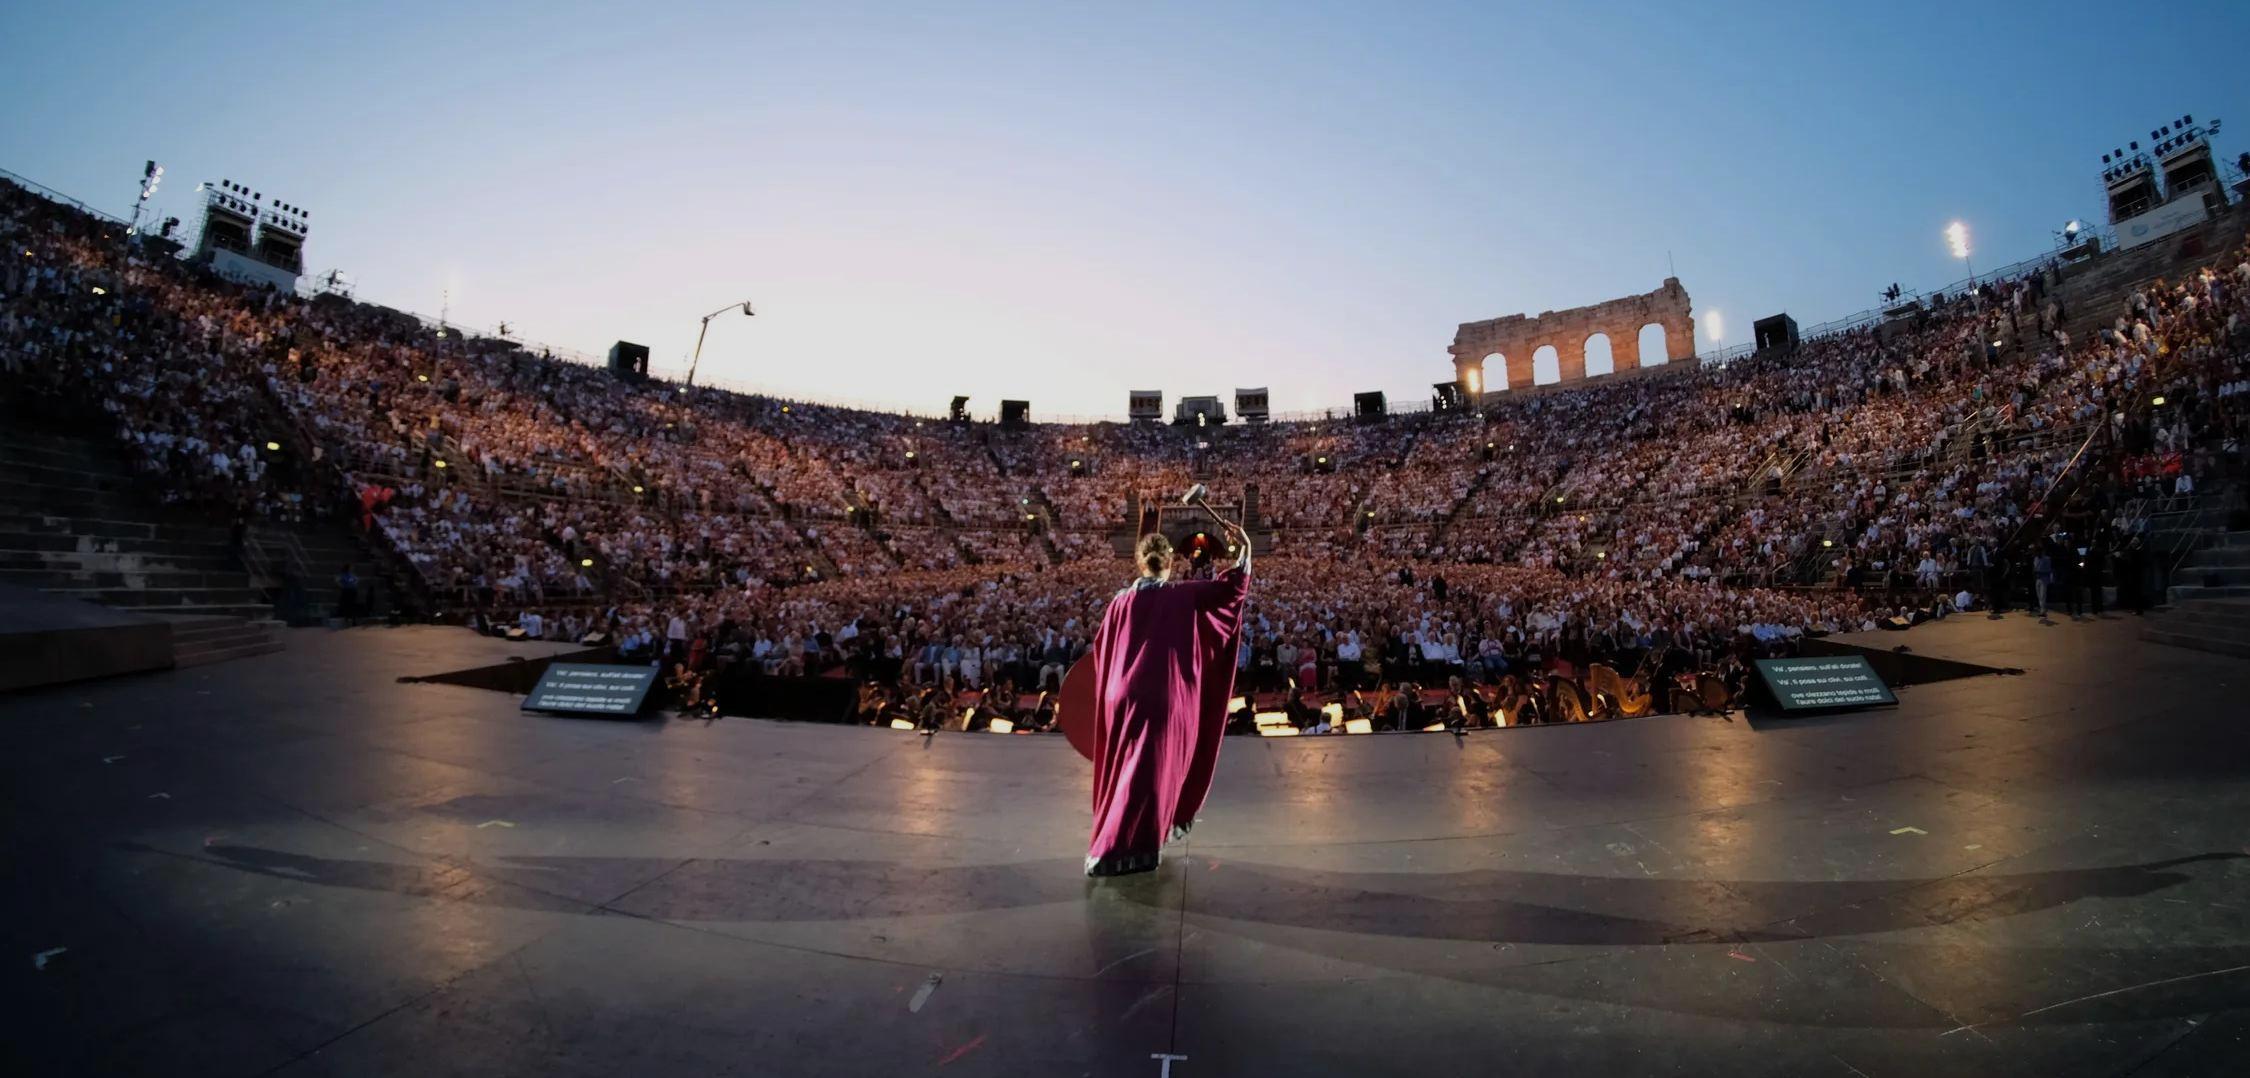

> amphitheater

[{"left": 5, "top": 157, "right": 2250, "bottom": 1077}]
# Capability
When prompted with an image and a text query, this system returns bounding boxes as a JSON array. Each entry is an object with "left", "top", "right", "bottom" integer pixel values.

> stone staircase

[
  {"left": 2165, "top": 529, "right": 2250, "bottom": 602},
  {"left": 169, "top": 614, "right": 286, "bottom": 667},
  {"left": 1021, "top": 487, "right": 1065, "bottom": 564},
  {"left": 2143, "top": 529, "right": 2250, "bottom": 660},
  {"left": 0, "top": 428, "right": 284, "bottom": 662},
  {"left": 2143, "top": 598, "right": 2250, "bottom": 661},
  {"left": 248, "top": 520, "right": 401, "bottom": 625}
]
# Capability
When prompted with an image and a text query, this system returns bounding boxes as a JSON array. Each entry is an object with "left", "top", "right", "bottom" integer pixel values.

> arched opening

[
  {"left": 1480, "top": 351, "right": 1508, "bottom": 393},
  {"left": 1638, "top": 323, "right": 1669, "bottom": 367},
  {"left": 1531, "top": 344, "right": 1561, "bottom": 386},
  {"left": 1583, "top": 333, "right": 1614, "bottom": 378}
]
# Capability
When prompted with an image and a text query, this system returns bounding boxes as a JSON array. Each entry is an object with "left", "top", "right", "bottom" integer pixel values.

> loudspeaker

[
  {"left": 1000, "top": 399, "right": 1030, "bottom": 427},
  {"left": 608, "top": 340, "right": 651, "bottom": 382},
  {"left": 1354, "top": 391, "right": 1387, "bottom": 421},
  {"left": 1233, "top": 387, "right": 1269, "bottom": 423},
  {"left": 1752, "top": 314, "right": 1799, "bottom": 353}
]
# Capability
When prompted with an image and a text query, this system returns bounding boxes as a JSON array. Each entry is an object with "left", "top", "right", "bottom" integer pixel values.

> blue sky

[{"left": 5, "top": 1, "right": 2244, "bottom": 417}]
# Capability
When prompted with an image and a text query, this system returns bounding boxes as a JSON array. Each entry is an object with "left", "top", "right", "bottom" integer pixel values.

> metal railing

[
  {"left": 0, "top": 166, "right": 130, "bottom": 226},
  {"left": 2000, "top": 420, "right": 2110, "bottom": 555}
]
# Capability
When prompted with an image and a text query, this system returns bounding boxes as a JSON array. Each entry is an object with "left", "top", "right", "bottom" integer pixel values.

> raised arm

[{"left": 1199, "top": 504, "right": 1251, "bottom": 573}]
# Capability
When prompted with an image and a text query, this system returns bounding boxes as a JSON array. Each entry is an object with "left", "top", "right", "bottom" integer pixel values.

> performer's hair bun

[{"left": 1136, "top": 532, "right": 1173, "bottom": 576}]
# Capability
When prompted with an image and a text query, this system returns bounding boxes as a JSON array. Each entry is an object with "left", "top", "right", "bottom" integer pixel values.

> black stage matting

[
  {"left": 3, "top": 616, "right": 2247, "bottom": 1076},
  {"left": 400, "top": 644, "right": 620, "bottom": 695},
  {"left": 1800, "top": 632, "right": 2015, "bottom": 685}
]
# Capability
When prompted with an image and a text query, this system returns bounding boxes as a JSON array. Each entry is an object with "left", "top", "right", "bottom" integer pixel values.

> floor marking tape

[{"left": 909, "top": 973, "right": 942, "bottom": 1013}]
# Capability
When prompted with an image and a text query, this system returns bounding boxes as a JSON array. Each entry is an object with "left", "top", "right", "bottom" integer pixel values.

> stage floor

[{"left": 5, "top": 614, "right": 2250, "bottom": 1076}]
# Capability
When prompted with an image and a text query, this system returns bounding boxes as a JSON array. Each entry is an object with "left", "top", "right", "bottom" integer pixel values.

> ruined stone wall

[{"left": 1449, "top": 278, "right": 1696, "bottom": 393}]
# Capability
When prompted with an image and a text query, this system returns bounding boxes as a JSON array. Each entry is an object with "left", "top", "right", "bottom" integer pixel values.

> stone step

[
  {"left": 2139, "top": 628, "right": 2250, "bottom": 661},
  {"left": 2158, "top": 530, "right": 2250, "bottom": 552},
  {"left": 0, "top": 492, "right": 160, "bottom": 518},
  {"left": 2172, "top": 564, "right": 2250, "bottom": 588},
  {"left": 292, "top": 540, "right": 370, "bottom": 560},
  {"left": 2155, "top": 596, "right": 2250, "bottom": 619},
  {"left": 0, "top": 473, "right": 142, "bottom": 498},
  {"left": 46, "top": 585, "right": 269, "bottom": 607},
  {"left": 172, "top": 622, "right": 256, "bottom": 646},
  {"left": 2179, "top": 548, "right": 2250, "bottom": 570},
  {"left": 2155, "top": 614, "right": 2250, "bottom": 641},
  {"left": 0, "top": 439, "right": 121, "bottom": 468},
  {"left": 0, "top": 514, "right": 236, "bottom": 541},
  {"left": 0, "top": 531, "right": 237, "bottom": 556},
  {"left": 0, "top": 548, "right": 243, "bottom": 572},
  {"left": 174, "top": 638, "right": 285, "bottom": 668},
  {"left": 0, "top": 458, "right": 139, "bottom": 491},
  {"left": 125, "top": 602, "right": 277, "bottom": 620},
  {"left": 174, "top": 627, "right": 276, "bottom": 653},
  {"left": 2167, "top": 584, "right": 2250, "bottom": 602},
  {"left": 0, "top": 566, "right": 252, "bottom": 590}
]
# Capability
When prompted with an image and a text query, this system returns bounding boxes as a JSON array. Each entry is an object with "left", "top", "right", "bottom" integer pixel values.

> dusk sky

[{"left": 5, "top": 1, "right": 2245, "bottom": 418}]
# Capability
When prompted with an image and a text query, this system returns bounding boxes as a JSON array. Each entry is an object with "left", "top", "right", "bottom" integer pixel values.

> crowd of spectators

[{"left": 5, "top": 173, "right": 2247, "bottom": 733}]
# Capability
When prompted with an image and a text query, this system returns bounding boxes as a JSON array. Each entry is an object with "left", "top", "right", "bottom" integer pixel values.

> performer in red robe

[{"left": 1083, "top": 525, "right": 1251, "bottom": 876}]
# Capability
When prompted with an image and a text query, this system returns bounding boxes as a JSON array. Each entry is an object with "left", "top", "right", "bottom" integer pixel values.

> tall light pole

[
  {"left": 1946, "top": 221, "right": 1973, "bottom": 286},
  {"left": 127, "top": 160, "right": 162, "bottom": 237},
  {"left": 686, "top": 299, "right": 755, "bottom": 388}
]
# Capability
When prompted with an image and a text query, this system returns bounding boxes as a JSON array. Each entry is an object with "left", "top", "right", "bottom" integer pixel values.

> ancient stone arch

[
  {"left": 1531, "top": 344, "right": 1561, "bottom": 385},
  {"left": 1478, "top": 351, "right": 1509, "bottom": 393},
  {"left": 1637, "top": 322, "right": 1670, "bottom": 367},
  {"left": 1449, "top": 278, "right": 1695, "bottom": 394},
  {"left": 1583, "top": 331, "right": 1614, "bottom": 377}
]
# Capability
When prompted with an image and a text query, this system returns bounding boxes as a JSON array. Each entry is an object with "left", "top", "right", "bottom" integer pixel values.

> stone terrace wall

[{"left": 1449, "top": 278, "right": 1697, "bottom": 393}]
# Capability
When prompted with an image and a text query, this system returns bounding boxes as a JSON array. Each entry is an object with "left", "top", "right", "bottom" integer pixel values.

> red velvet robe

[{"left": 1084, "top": 563, "right": 1250, "bottom": 875}]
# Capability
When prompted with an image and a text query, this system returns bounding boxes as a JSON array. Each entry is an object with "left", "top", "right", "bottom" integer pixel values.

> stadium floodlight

[
  {"left": 686, "top": 298, "right": 756, "bottom": 388},
  {"left": 1945, "top": 221, "right": 1975, "bottom": 286},
  {"left": 127, "top": 160, "right": 165, "bottom": 237},
  {"left": 1704, "top": 310, "right": 1723, "bottom": 350}
]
